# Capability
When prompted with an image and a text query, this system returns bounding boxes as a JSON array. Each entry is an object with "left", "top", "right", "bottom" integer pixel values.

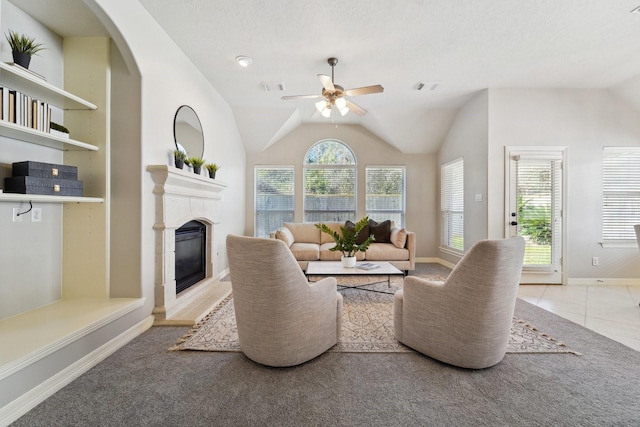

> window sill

[{"left": 599, "top": 241, "right": 639, "bottom": 249}]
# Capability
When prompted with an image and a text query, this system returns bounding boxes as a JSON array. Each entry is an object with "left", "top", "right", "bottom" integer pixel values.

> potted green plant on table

[
  {"left": 204, "top": 163, "right": 220, "bottom": 179},
  {"left": 316, "top": 216, "right": 375, "bottom": 268},
  {"left": 5, "top": 30, "right": 45, "bottom": 69},
  {"left": 187, "top": 156, "right": 205, "bottom": 174},
  {"left": 173, "top": 149, "right": 187, "bottom": 169}
]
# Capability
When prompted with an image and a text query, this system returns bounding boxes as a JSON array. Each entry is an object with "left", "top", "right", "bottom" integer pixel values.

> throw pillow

[
  {"left": 344, "top": 220, "right": 370, "bottom": 245},
  {"left": 368, "top": 219, "right": 392, "bottom": 243},
  {"left": 275, "top": 227, "right": 295, "bottom": 247},
  {"left": 390, "top": 227, "right": 407, "bottom": 249}
]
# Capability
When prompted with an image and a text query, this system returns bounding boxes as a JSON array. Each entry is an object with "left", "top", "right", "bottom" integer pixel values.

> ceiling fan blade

[
  {"left": 281, "top": 94, "right": 323, "bottom": 100},
  {"left": 345, "top": 100, "right": 367, "bottom": 116},
  {"left": 344, "top": 85, "right": 384, "bottom": 97},
  {"left": 318, "top": 74, "right": 335, "bottom": 92}
]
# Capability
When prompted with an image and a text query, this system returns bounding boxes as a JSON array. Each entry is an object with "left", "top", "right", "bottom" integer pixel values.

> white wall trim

[
  {"left": 567, "top": 278, "right": 640, "bottom": 286},
  {"left": 0, "top": 315, "right": 154, "bottom": 426}
]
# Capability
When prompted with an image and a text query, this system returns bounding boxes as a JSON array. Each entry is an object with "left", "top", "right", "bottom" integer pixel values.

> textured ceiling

[{"left": 13, "top": 1, "right": 640, "bottom": 154}]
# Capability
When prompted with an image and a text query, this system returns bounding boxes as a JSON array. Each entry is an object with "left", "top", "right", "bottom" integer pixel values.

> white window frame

[{"left": 303, "top": 140, "right": 357, "bottom": 223}]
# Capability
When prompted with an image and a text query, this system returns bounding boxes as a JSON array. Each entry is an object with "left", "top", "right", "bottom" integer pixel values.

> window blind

[
  {"left": 366, "top": 166, "right": 406, "bottom": 226},
  {"left": 254, "top": 166, "right": 294, "bottom": 237},
  {"left": 603, "top": 148, "right": 640, "bottom": 241},
  {"left": 441, "top": 158, "right": 464, "bottom": 251}
]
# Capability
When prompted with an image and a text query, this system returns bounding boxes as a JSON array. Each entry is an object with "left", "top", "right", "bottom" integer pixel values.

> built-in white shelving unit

[
  {"left": 0, "top": 120, "right": 99, "bottom": 151},
  {"left": 0, "top": 61, "right": 97, "bottom": 110},
  {"left": 0, "top": 193, "right": 103, "bottom": 203}
]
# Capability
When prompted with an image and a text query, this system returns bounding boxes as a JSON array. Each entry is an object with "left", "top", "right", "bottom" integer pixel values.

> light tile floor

[{"left": 518, "top": 284, "right": 640, "bottom": 352}]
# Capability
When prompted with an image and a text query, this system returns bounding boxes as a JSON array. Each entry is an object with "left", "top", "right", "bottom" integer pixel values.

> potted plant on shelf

[
  {"left": 188, "top": 156, "right": 205, "bottom": 175},
  {"left": 173, "top": 149, "right": 187, "bottom": 169},
  {"left": 204, "top": 163, "right": 220, "bottom": 179},
  {"left": 5, "top": 29, "right": 45, "bottom": 70},
  {"left": 316, "top": 216, "right": 375, "bottom": 268}
]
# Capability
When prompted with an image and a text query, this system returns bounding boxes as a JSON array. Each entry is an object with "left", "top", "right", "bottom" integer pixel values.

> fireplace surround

[{"left": 148, "top": 165, "right": 227, "bottom": 321}]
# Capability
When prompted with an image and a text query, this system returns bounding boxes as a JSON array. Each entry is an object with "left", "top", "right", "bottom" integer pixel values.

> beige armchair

[
  {"left": 394, "top": 236, "right": 525, "bottom": 369},
  {"left": 226, "top": 234, "right": 343, "bottom": 367}
]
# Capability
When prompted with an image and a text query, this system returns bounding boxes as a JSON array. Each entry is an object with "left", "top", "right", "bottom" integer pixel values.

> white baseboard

[
  {"left": 0, "top": 315, "right": 154, "bottom": 426},
  {"left": 415, "top": 257, "right": 455, "bottom": 269},
  {"left": 568, "top": 278, "right": 640, "bottom": 286}
]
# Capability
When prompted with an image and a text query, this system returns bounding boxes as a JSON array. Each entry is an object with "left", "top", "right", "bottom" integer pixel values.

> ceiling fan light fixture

[
  {"left": 320, "top": 106, "right": 332, "bottom": 118},
  {"left": 235, "top": 56, "right": 253, "bottom": 67},
  {"left": 335, "top": 97, "right": 349, "bottom": 116}
]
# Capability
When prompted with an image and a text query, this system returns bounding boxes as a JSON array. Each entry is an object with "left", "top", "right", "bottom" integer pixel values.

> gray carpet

[{"left": 11, "top": 298, "right": 640, "bottom": 426}]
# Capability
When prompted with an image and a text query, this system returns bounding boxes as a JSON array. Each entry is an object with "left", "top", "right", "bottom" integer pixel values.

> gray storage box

[
  {"left": 4, "top": 176, "right": 83, "bottom": 196},
  {"left": 12, "top": 161, "right": 78, "bottom": 180}
]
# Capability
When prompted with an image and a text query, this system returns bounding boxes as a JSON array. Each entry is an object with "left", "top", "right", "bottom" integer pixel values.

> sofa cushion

[
  {"left": 289, "top": 242, "right": 320, "bottom": 261},
  {"left": 285, "top": 222, "right": 320, "bottom": 244},
  {"left": 319, "top": 243, "right": 343, "bottom": 261},
  {"left": 365, "top": 243, "right": 409, "bottom": 261},
  {"left": 319, "top": 222, "right": 343, "bottom": 244},
  {"left": 390, "top": 227, "right": 407, "bottom": 249},
  {"left": 344, "top": 220, "right": 371, "bottom": 245},
  {"left": 368, "top": 219, "right": 392, "bottom": 243},
  {"left": 275, "top": 227, "right": 295, "bottom": 247}
]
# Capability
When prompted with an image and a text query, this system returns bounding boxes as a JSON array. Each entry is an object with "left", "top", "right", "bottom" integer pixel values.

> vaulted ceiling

[{"left": 14, "top": 1, "right": 640, "bottom": 154}]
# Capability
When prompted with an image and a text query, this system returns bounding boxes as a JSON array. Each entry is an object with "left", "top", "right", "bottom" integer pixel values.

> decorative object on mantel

[
  {"left": 49, "top": 121, "right": 69, "bottom": 139},
  {"left": 4, "top": 160, "right": 83, "bottom": 196},
  {"left": 316, "top": 216, "right": 375, "bottom": 268},
  {"left": 5, "top": 30, "right": 45, "bottom": 70},
  {"left": 205, "top": 162, "right": 220, "bottom": 179},
  {"left": 173, "top": 105, "right": 204, "bottom": 160},
  {"left": 173, "top": 149, "right": 187, "bottom": 169},
  {"left": 187, "top": 156, "right": 205, "bottom": 175}
]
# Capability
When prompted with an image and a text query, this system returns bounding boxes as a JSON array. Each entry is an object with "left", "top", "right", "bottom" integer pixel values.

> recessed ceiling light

[{"left": 235, "top": 56, "right": 253, "bottom": 67}]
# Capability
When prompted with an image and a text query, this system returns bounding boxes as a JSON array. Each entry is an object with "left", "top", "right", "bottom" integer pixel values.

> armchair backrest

[
  {"left": 444, "top": 236, "right": 525, "bottom": 314},
  {"left": 226, "top": 234, "right": 309, "bottom": 302}
]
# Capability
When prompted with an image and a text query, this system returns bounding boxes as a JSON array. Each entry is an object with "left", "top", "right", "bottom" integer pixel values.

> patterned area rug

[{"left": 170, "top": 275, "right": 578, "bottom": 355}]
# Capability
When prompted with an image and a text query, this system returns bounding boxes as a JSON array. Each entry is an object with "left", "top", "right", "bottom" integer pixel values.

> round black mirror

[{"left": 173, "top": 105, "right": 204, "bottom": 158}]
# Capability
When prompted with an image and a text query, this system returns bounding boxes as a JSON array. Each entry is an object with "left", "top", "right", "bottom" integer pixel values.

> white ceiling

[{"left": 14, "top": 1, "right": 640, "bottom": 154}]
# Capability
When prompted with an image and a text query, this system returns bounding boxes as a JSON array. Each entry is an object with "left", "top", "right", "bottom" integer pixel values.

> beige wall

[
  {"left": 438, "top": 90, "right": 489, "bottom": 263},
  {"left": 246, "top": 124, "right": 438, "bottom": 258}
]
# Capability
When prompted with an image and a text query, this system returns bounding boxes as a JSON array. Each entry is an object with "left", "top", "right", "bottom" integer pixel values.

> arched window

[{"left": 303, "top": 140, "right": 356, "bottom": 222}]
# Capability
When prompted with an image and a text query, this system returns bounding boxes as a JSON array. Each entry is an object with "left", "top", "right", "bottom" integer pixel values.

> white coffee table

[{"left": 305, "top": 261, "right": 404, "bottom": 294}]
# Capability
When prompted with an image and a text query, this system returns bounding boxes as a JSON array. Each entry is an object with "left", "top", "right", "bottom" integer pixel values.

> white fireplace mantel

[{"left": 147, "top": 165, "right": 227, "bottom": 320}]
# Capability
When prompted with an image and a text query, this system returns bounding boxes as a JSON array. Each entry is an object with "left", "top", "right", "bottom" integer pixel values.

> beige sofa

[{"left": 270, "top": 221, "right": 415, "bottom": 273}]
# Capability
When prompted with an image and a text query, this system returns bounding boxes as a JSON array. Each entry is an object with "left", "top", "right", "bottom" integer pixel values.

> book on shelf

[{"left": 357, "top": 262, "right": 380, "bottom": 270}]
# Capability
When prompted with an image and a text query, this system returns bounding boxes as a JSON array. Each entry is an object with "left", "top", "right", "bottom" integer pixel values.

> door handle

[{"left": 510, "top": 221, "right": 518, "bottom": 226}]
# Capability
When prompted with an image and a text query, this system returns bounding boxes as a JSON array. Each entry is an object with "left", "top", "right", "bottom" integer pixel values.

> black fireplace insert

[{"left": 175, "top": 220, "right": 206, "bottom": 294}]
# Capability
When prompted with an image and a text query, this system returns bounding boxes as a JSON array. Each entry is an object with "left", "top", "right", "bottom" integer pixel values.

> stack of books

[{"left": 0, "top": 85, "right": 52, "bottom": 132}]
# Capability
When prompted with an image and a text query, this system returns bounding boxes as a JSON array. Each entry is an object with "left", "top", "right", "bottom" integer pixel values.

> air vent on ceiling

[{"left": 262, "top": 81, "right": 286, "bottom": 91}]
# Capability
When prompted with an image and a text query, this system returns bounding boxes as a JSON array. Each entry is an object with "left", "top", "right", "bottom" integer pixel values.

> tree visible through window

[{"left": 304, "top": 140, "right": 356, "bottom": 222}]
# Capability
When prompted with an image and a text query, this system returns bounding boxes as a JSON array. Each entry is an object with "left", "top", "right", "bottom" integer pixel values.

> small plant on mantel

[
  {"left": 316, "top": 216, "right": 375, "bottom": 267},
  {"left": 204, "top": 163, "right": 220, "bottom": 179},
  {"left": 187, "top": 156, "right": 205, "bottom": 174},
  {"left": 5, "top": 29, "right": 45, "bottom": 69},
  {"left": 173, "top": 149, "right": 187, "bottom": 169}
]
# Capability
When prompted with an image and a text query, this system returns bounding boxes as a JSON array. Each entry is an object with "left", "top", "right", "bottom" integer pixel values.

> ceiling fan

[{"left": 282, "top": 57, "right": 383, "bottom": 117}]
